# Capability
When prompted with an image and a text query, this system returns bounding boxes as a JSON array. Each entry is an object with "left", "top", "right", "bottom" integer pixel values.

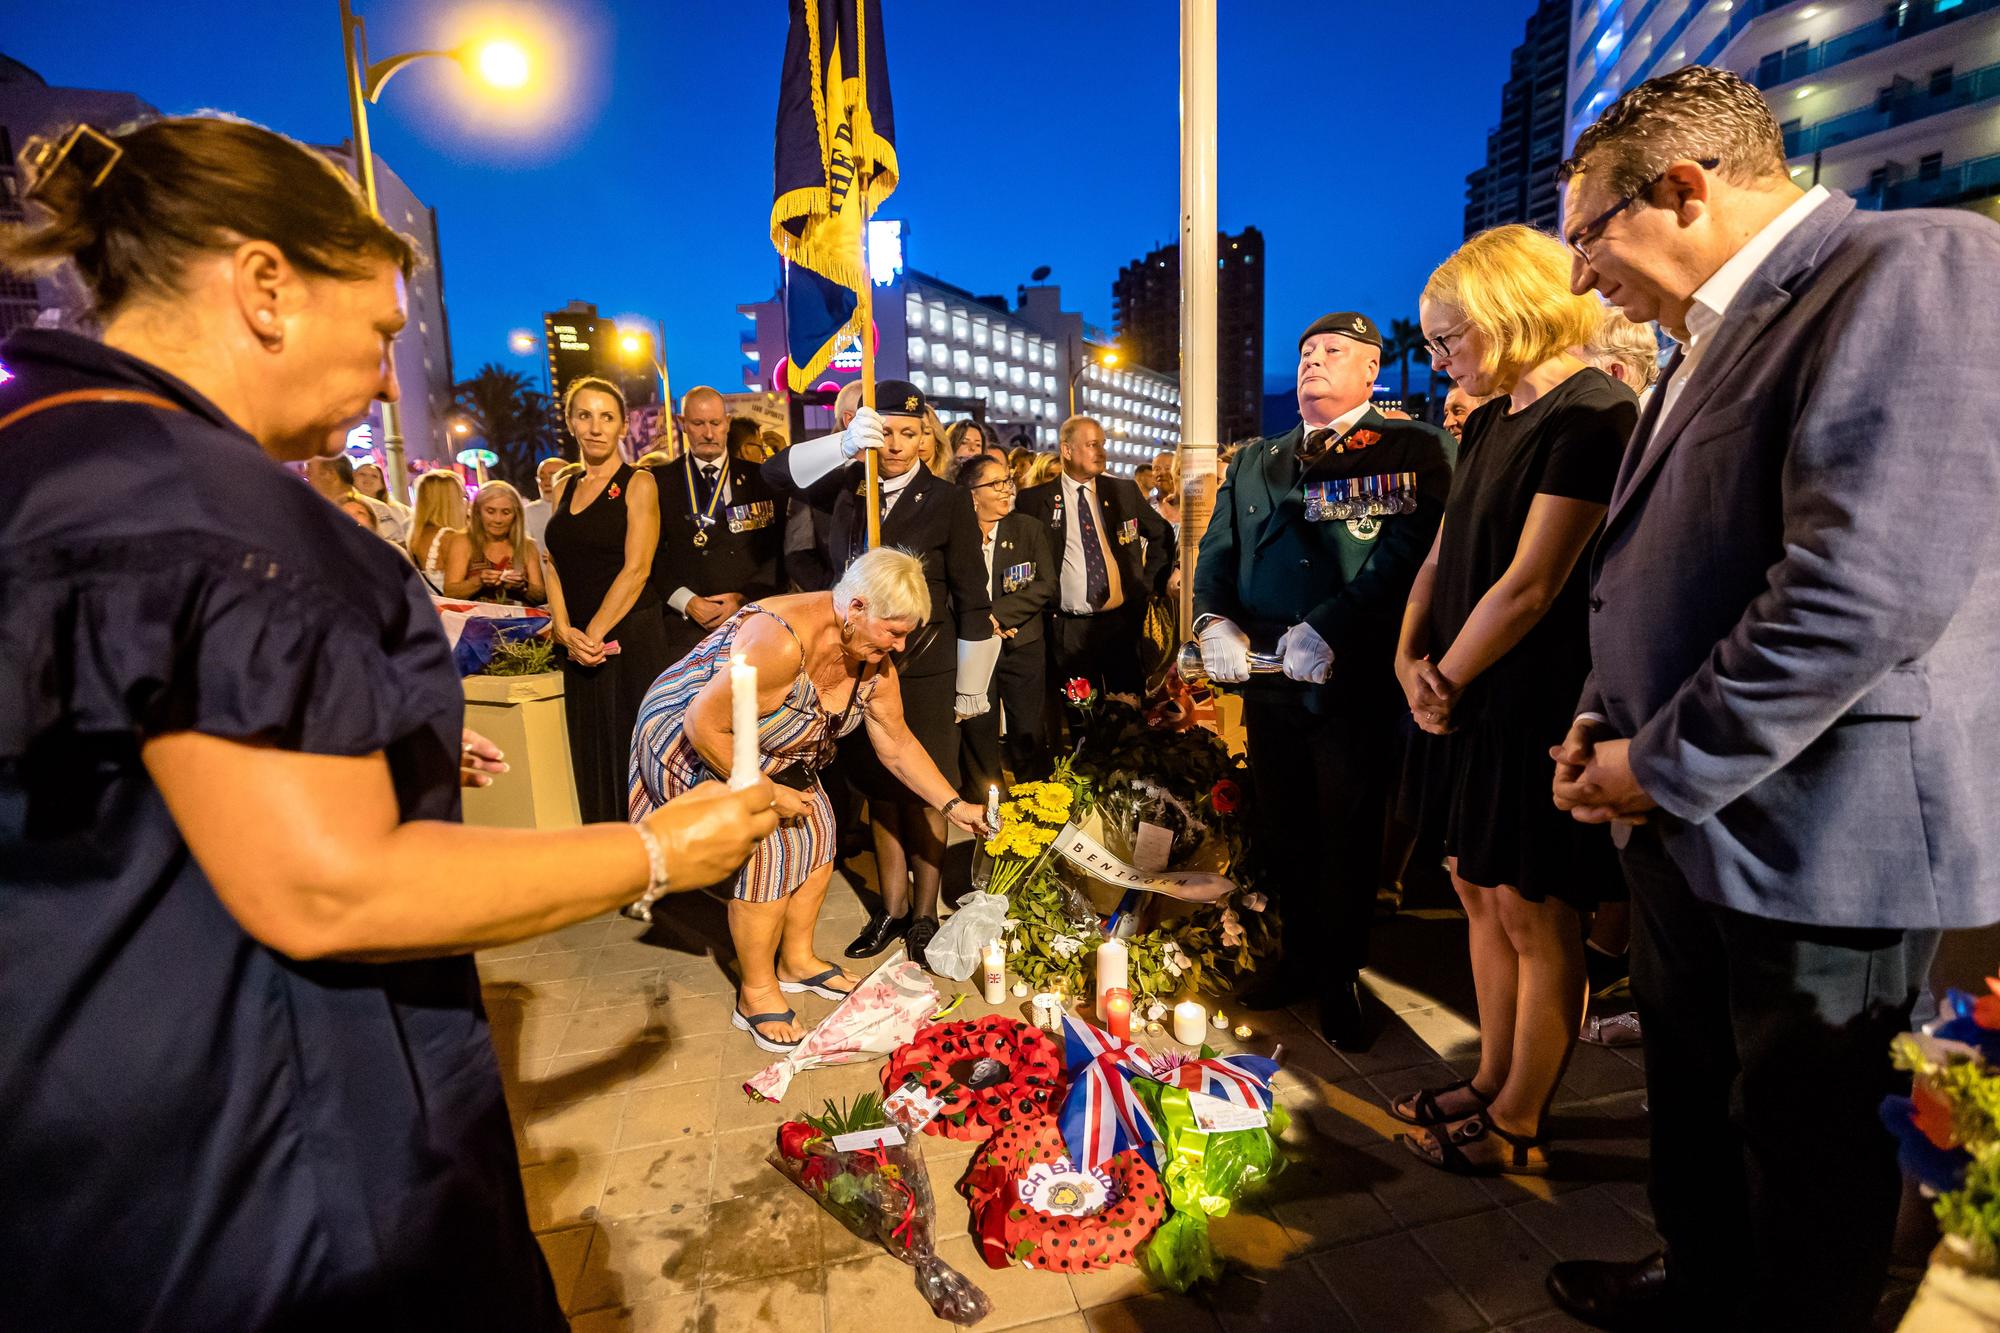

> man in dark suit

[
  {"left": 648, "top": 386, "right": 782, "bottom": 662},
  {"left": 957, "top": 452, "right": 1058, "bottom": 795},
  {"left": 1014, "top": 415, "right": 1174, "bottom": 699},
  {"left": 1542, "top": 67, "right": 2000, "bottom": 1330},
  {"left": 1192, "top": 312, "right": 1453, "bottom": 1046}
]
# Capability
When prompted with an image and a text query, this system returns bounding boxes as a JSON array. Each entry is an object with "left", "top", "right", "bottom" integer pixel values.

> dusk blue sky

[{"left": 8, "top": 1, "right": 1534, "bottom": 400}]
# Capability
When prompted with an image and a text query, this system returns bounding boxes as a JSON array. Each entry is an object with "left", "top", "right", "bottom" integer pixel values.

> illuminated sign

[{"left": 869, "top": 219, "right": 904, "bottom": 287}]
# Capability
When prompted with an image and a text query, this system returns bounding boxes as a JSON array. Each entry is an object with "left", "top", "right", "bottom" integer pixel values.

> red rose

[
  {"left": 777, "top": 1120, "right": 823, "bottom": 1161},
  {"left": 1346, "top": 429, "right": 1381, "bottom": 451},
  {"left": 1063, "top": 678, "right": 1094, "bottom": 705},
  {"left": 1210, "top": 779, "right": 1242, "bottom": 815},
  {"left": 800, "top": 1153, "right": 838, "bottom": 1187}
]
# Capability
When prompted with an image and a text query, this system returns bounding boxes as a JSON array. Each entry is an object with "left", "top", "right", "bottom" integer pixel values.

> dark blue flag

[{"left": 771, "top": 0, "right": 897, "bottom": 390}]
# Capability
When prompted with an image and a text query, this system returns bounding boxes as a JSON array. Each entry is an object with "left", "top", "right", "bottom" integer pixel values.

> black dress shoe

[
  {"left": 905, "top": 915, "right": 940, "bottom": 968},
  {"left": 1546, "top": 1252, "right": 1671, "bottom": 1331},
  {"left": 1373, "top": 880, "right": 1405, "bottom": 918},
  {"left": 1319, "top": 976, "right": 1371, "bottom": 1050},
  {"left": 844, "top": 911, "right": 908, "bottom": 959},
  {"left": 1237, "top": 970, "right": 1312, "bottom": 1012}
]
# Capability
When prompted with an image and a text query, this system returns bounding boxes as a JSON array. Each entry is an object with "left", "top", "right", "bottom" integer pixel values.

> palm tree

[
  {"left": 1387, "top": 318, "right": 1426, "bottom": 416},
  {"left": 453, "top": 365, "right": 556, "bottom": 487}
]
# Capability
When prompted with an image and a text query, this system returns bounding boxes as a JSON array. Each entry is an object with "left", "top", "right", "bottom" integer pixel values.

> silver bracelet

[{"left": 629, "top": 821, "right": 670, "bottom": 923}]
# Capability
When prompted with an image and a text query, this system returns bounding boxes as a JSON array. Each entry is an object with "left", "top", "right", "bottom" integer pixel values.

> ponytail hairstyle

[{"left": 2, "top": 115, "right": 418, "bottom": 321}]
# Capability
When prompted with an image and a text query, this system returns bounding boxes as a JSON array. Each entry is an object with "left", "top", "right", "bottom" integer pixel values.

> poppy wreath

[
  {"left": 957, "top": 1118, "right": 1166, "bottom": 1272},
  {"left": 880, "top": 1015, "right": 1065, "bottom": 1141}
]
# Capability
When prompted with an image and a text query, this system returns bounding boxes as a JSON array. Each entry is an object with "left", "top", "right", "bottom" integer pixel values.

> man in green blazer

[{"left": 1192, "top": 312, "right": 1452, "bottom": 1046}]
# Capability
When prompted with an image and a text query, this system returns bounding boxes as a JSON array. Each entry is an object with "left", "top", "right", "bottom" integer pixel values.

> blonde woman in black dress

[{"left": 541, "top": 378, "right": 672, "bottom": 823}]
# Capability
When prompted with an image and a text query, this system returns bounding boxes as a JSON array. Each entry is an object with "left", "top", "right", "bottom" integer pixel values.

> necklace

[{"left": 684, "top": 452, "right": 727, "bottom": 547}]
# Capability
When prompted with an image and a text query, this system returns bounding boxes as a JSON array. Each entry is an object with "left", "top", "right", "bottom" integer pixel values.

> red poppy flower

[
  {"left": 1913, "top": 1082, "right": 1958, "bottom": 1150},
  {"left": 777, "top": 1120, "right": 823, "bottom": 1161},
  {"left": 1346, "top": 429, "right": 1381, "bottom": 451},
  {"left": 607, "top": 483, "right": 622, "bottom": 499},
  {"left": 1974, "top": 976, "right": 2000, "bottom": 1031},
  {"left": 1063, "top": 678, "right": 1094, "bottom": 705},
  {"left": 1210, "top": 779, "right": 1242, "bottom": 815}
]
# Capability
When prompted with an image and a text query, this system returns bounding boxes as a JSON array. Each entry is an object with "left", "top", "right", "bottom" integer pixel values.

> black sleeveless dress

[{"left": 543, "top": 463, "right": 672, "bottom": 823}]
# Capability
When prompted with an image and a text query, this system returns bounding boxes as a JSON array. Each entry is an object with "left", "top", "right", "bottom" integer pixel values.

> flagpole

[
  {"left": 854, "top": 0, "right": 882, "bottom": 549},
  {"left": 1177, "top": 0, "right": 1219, "bottom": 643}
]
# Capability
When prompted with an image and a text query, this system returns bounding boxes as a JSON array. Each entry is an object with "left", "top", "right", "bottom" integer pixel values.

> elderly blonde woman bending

[{"left": 629, "top": 547, "right": 992, "bottom": 1051}]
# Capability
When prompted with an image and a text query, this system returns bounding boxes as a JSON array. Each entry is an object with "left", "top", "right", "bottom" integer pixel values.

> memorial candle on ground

[
  {"left": 1104, "top": 987, "right": 1133, "bottom": 1041},
  {"left": 728, "top": 655, "right": 759, "bottom": 789},
  {"left": 981, "top": 940, "right": 1006, "bottom": 1005},
  {"left": 1174, "top": 1000, "right": 1207, "bottom": 1046},
  {"left": 1094, "top": 937, "right": 1129, "bottom": 1019}
]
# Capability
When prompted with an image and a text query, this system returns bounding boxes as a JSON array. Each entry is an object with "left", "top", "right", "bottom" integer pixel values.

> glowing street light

[
  {"left": 508, "top": 329, "right": 538, "bottom": 356},
  {"left": 1068, "top": 345, "right": 1122, "bottom": 416},
  {"left": 337, "top": 1, "right": 543, "bottom": 504},
  {"left": 617, "top": 320, "right": 678, "bottom": 455}
]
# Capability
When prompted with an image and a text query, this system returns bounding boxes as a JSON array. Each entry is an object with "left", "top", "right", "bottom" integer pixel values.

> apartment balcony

[
  {"left": 1785, "top": 59, "right": 2000, "bottom": 156},
  {"left": 1853, "top": 150, "right": 2000, "bottom": 208},
  {"left": 1750, "top": 0, "right": 2000, "bottom": 90}
]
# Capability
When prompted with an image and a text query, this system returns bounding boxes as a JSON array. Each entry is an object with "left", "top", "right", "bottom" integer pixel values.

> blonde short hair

[
  {"left": 1582, "top": 312, "right": 1665, "bottom": 391},
  {"left": 832, "top": 547, "right": 931, "bottom": 625},
  {"left": 1424, "top": 225, "right": 1605, "bottom": 391}
]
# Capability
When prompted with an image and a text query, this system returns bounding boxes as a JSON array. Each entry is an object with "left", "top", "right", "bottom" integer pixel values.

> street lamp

[
  {"left": 616, "top": 320, "right": 677, "bottom": 457},
  {"left": 1068, "top": 347, "right": 1119, "bottom": 417},
  {"left": 338, "top": 0, "right": 536, "bottom": 504}
]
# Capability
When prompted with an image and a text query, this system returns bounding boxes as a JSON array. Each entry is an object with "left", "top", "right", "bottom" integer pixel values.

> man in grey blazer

[{"left": 1543, "top": 67, "right": 2000, "bottom": 1330}]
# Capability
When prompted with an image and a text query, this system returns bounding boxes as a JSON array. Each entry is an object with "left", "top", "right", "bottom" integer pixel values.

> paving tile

[
  {"left": 594, "top": 939, "right": 685, "bottom": 974},
  {"left": 928, "top": 1232, "right": 1080, "bottom": 1328},
  {"left": 558, "top": 1002, "right": 670, "bottom": 1057},
  {"left": 709, "top": 1124, "right": 792, "bottom": 1200},
  {"left": 1206, "top": 1203, "right": 1308, "bottom": 1271},
  {"left": 539, "top": 1033, "right": 727, "bottom": 1105},
  {"left": 700, "top": 1267, "right": 828, "bottom": 1332},
  {"left": 617, "top": 1082, "right": 720, "bottom": 1149},
  {"left": 702, "top": 1188, "right": 827, "bottom": 1284},
  {"left": 597, "top": 1140, "right": 714, "bottom": 1221},
  {"left": 1334, "top": 1015, "right": 1449, "bottom": 1079},
  {"left": 1279, "top": 1071, "right": 1409, "bottom": 1152},
  {"left": 1510, "top": 1185, "right": 1662, "bottom": 1265},
  {"left": 574, "top": 967, "right": 669, "bottom": 1012},
  {"left": 1596, "top": 1178, "right": 1655, "bottom": 1229},
  {"left": 1081, "top": 1291, "right": 1220, "bottom": 1332},
  {"left": 534, "top": 1224, "right": 594, "bottom": 1311},
  {"left": 1554, "top": 1044, "right": 1647, "bottom": 1102},
  {"left": 999, "top": 1317, "right": 1088, "bottom": 1333},
  {"left": 1264, "top": 1144, "right": 1400, "bottom": 1255},
  {"left": 657, "top": 991, "right": 739, "bottom": 1039},
  {"left": 1355, "top": 1140, "right": 1504, "bottom": 1230},
  {"left": 573, "top": 1208, "right": 710, "bottom": 1311},
  {"left": 479, "top": 949, "right": 596, "bottom": 986},
  {"left": 1496, "top": 1312, "right": 1599, "bottom": 1332},
  {"left": 567, "top": 1291, "right": 702, "bottom": 1333},
  {"left": 1065, "top": 1259, "right": 1155, "bottom": 1309},
  {"left": 549, "top": 917, "right": 628, "bottom": 951},
  {"left": 520, "top": 1151, "right": 613, "bottom": 1232},
  {"left": 522, "top": 1093, "right": 630, "bottom": 1161},
  {"left": 1313, "top": 1232, "right": 1485, "bottom": 1333},
  {"left": 1410, "top": 1208, "right": 1556, "bottom": 1326},
  {"left": 1209, "top": 1258, "right": 1353, "bottom": 1332},
  {"left": 493, "top": 1012, "right": 574, "bottom": 1067}
]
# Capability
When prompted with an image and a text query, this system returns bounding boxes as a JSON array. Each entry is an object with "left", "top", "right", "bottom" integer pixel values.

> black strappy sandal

[
  {"left": 1387, "top": 1078, "right": 1494, "bottom": 1127},
  {"left": 1398, "top": 1114, "right": 1549, "bottom": 1177}
]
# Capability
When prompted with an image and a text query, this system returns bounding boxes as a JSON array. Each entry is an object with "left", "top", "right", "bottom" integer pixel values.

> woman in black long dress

[
  {"left": 540, "top": 377, "right": 673, "bottom": 823},
  {"left": 0, "top": 114, "right": 774, "bottom": 1327},
  {"left": 1388, "top": 225, "right": 1639, "bottom": 1176}
]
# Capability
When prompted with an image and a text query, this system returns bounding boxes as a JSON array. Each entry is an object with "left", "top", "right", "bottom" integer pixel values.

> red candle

[{"left": 1104, "top": 987, "right": 1133, "bottom": 1041}]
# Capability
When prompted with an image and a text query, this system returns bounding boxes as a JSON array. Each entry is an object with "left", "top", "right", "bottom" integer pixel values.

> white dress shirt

[
  {"left": 1300, "top": 401, "right": 1372, "bottom": 446},
  {"left": 1057, "top": 471, "right": 1124, "bottom": 614},
  {"left": 667, "top": 457, "right": 738, "bottom": 617},
  {"left": 524, "top": 497, "right": 553, "bottom": 546}
]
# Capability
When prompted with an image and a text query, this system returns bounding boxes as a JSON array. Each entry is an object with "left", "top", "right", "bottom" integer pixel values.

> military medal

[{"left": 684, "top": 453, "right": 728, "bottom": 548}]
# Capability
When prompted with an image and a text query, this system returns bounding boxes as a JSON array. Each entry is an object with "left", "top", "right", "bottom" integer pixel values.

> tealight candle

[
  {"left": 1094, "top": 938, "right": 1129, "bottom": 1019},
  {"left": 1233, "top": 1023, "right": 1254, "bottom": 1040},
  {"left": 1146, "top": 1021, "right": 1163, "bottom": 1036},
  {"left": 1104, "top": 987, "right": 1133, "bottom": 1041},
  {"left": 1012, "top": 981, "right": 1029, "bottom": 999},
  {"left": 1173, "top": 1000, "right": 1208, "bottom": 1046},
  {"left": 728, "top": 655, "right": 760, "bottom": 790},
  {"left": 1212, "top": 1011, "right": 1229, "bottom": 1029}
]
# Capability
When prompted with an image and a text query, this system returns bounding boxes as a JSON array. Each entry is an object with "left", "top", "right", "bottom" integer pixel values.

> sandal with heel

[
  {"left": 1387, "top": 1078, "right": 1494, "bottom": 1127},
  {"left": 1398, "top": 1114, "right": 1548, "bottom": 1177}
]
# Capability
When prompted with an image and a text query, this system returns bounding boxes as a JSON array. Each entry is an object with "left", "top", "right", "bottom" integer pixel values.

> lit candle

[
  {"left": 1174, "top": 1001, "right": 1207, "bottom": 1046},
  {"left": 1094, "top": 937, "right": 1129, "bottom": 1019},
  {"left": 1233, "top": 1023, "right": 1254, "bottom": 1040},
  {"left": 1212, "top": 1011, "right": 1229, "bottom": 1030},
  {"left": 985, "top": 783, "right": 1002, "bottom": 832},
  {"left": 1104, "top": 987, "right": 1133, "bottom": 1041},
  {"left": 981, "top": 940, "right": 1006, "bottom": 1005},
  {"left": 728, "top": 655, "right": 760, "bottom": 790},
  {"left": 1012, "top": 981, "right": 1029, "bottom": 999}
]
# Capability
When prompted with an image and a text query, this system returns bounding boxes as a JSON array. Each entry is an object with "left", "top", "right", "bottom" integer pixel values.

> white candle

[
  {"left": 985, "top": 783, "right": 1002, "bottom": 832},
  {"left": 1173, "top": 1000, "right": 1207, "bottom": 1046},
  {"left": 982, "top": 940, "right": 1007, "bottom": 1005},
  {"left": 1094, "top": 937, "right": 1129, "bottom": 1019},
  {"left": 728, "top": 655, "right": 760, "bottom": 789}
]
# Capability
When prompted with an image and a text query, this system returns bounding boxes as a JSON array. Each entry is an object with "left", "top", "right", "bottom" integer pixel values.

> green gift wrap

[{"left": 1129, "top": 1063, "right": 1290, "bottom": 1291}]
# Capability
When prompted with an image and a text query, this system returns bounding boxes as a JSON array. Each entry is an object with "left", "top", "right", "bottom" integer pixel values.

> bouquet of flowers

[
  {"left": 980, "top": 779, "right": 1074, "bottom": 898},
  {"left": 745, "top": 959, "right": 941, "bottom": 1102},
  {"left": 772, "top": 1094, "right": 991, "bottom": 1325}
]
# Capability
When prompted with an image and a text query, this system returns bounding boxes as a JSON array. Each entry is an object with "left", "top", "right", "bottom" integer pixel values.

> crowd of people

[{"left": 3, "top": 61, "right": 1998, "bottom": 1332}]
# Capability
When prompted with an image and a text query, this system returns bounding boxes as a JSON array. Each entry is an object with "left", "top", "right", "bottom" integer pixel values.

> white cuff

[
  {"left": 1574, "top": 712, "right": 1608, "bottom": 727},
  {"left": 668, "top": 587, "right": 696, "bottom": 616},
  {"left": 783, "top": 432, "right": 850, "bottom": 489},
  {"left": 955, "top": 635, "right": 1002, "bottom": 696}
]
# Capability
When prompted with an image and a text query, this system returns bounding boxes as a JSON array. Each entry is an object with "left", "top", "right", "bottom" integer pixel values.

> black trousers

[
  {"left": 1241, "top": 690, "right": 1388, "bottom": 979},
  {"left": 1621, "top": 826, "right": 1936, "bottom": 1331},
  {"left": 959, "top": 642, "right": 1051, "bottom": 799},
  {"left": 1049, "top": 603, "right": 1146, "bottom": 698}
]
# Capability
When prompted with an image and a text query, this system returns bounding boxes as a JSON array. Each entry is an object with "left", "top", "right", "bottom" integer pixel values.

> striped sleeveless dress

[{"left": 628, "top": 606, "right": 872, "bottom": 903}]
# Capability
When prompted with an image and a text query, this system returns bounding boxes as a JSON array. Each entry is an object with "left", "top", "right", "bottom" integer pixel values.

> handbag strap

[{"left": 0, "top": 387, "right": 185, "bottom": 434}]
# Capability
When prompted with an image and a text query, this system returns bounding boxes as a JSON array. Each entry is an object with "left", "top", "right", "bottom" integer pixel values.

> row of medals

[{"left": 1307, "top": 471, "right": 1422, "bottom": 522}]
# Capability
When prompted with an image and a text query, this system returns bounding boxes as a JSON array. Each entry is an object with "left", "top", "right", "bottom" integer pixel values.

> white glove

[
  {"left": 954, "top": 691, "right": 991, "bottom": 721},
  {"left": 955, "top": 634, "right": 1001, "bottom": 697},
  {"left": 1276, "top": 622, "right": 1333, "bottom": 684},
  {"left": 842, "top": 406, "right": 884, "bottom": 459},
  {"left": 1197, "top": 616, "right": 1252, "bottom": 683}
]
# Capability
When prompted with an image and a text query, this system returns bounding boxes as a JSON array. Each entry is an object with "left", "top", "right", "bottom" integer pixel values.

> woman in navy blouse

[{"left": 0, "top": 116, "right": 775, "bottom": 1327}]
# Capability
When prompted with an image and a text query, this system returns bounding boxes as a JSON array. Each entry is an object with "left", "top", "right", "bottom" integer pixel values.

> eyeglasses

[
  {"left": 1566, "top": 158, "right": 1720, "bottom": 262},
  {"left": 1422, "top": 319, "right": 1473, "bottom": 361},
  {"left": 969, "top": 479, "right": 1016, "bottom": 494}
]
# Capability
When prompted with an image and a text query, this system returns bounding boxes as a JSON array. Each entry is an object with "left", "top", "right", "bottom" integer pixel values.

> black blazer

[
  {"left": 762, "top": 454, "right": 994, "bottom": 678},
  {"left": 984, "top": 511, "right": 1057, "bottom": 650},
  {"left": 1014, "top": 472, "right": 1175, "bottom": 609},
  {"left": 648, "top": 452, "right": 782, "bottom": 608}
]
